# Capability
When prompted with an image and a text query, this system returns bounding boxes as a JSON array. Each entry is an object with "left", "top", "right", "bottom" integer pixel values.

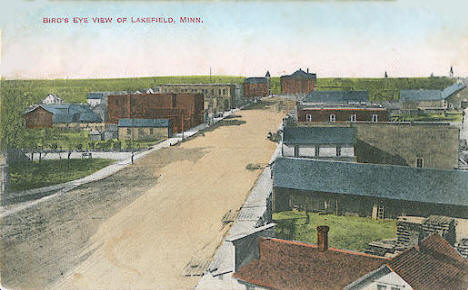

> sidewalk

[{"left": 1, "top": 109, "right": 239, "bottom": 218}]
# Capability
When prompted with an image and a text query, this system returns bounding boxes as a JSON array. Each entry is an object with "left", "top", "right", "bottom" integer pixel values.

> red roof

[
  {"left": 388, "top": 234, "right": 468, "bottom": 290},
  {"left": 232, "top": 238, "right": 388, "bottom": 290}
]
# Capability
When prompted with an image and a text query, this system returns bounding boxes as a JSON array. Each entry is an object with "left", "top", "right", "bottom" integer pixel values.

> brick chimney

[{"left": 317, "top": 225, "right": 329, "bottom": 252}]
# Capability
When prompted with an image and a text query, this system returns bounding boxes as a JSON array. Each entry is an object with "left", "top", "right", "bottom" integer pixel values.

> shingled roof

[
  {"left": 233, "top": 238, "right": 388, "bottom": 290},
  {"left": 244, "top": 77, "right": 268, "bottom": 84},
  {"left": 280, "top": 68, "right": 317, "bottom": 80},
  {"left": 117, "top": 118, "right": 171, "bottom": 128},
  {"left": 303, "top": 90, "right": 369, "bottom": 104},
  {"left": 390, "top": 234, "right": 467, "bottom": 289},
  {"left": 400, "top": 82, "right": 466, "bottom": 102},
  {"left": 282, "top": 127, "right": 356, "bottom": 145},
  {"left": 273, "top": 158, "right": 468, "bottom": 207}
]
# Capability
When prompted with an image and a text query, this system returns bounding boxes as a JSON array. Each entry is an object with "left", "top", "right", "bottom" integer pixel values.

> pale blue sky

[{"left": 1, "top": 0, "right": 467, "bottom": 79}]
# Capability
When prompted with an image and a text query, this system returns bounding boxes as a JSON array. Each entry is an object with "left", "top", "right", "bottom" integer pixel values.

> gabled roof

[
  {"left": 273, "top": 158, "right": 468, "bottom": 207},
  {"left": 40, "top": 104, "right": 101, "bottom": 123},
  {"left": 388, "top": 234, "right": 468, "bottom": 289},
  {"left": 281, "top": 68, "right": 317, "bottom": 80},
  {"left": 303, "top": 90, "right": 369, "bottom": 104},
  {"left": 233, "top": 238, "right": 387, "bottom": 290},
  {"left": 282, "top": 126, "right": 356, "bottom": 145},
  {"left": 400, "top": 82, "right": 466, "bottom": 102},
  {"left": 117, "top": 118, "right": 171, "bottom": 128},
  {"left": 24, "top": 104, "right": 53, "bottom": 114},
  {"left": 244, "top": 77, "right": 268, "bottom": 84}
]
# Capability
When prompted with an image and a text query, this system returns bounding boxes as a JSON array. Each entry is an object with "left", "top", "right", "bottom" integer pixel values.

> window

[
  {"left": 150, "top": 128, "right": 154, "bottom": 135},
  {"left": 306, "top": 114, "right": 312, "bottom": 122},
  {"left": 329, "top": 114, "right": 336, "bottom": 122},
  {"left": 126, "top": 128, "right": 131, "bottom": 135},
  {"left": 417, "top": 158, "right": 424, "bottom": 168},
  {"left": 223, "top": 89, "right": 227, "bottom": 95},
  {"left": 218, "top": 89, "right": 222, "bottom": 95},
  {"left": 336, "top": 145, "right": 341, "bottom": 157},
  {"left": 315, "top": 145, "right": 320, "bottom": 156},
  {"left": 350, "top": 114, "right": 357, "bottom": 122},
  {"left": 391, "top": 287, "right": 401, "bottom": 290},
  {"left": 138, "top": 128, "right": 144, "bottom": 136},
  {"left": 372, "top": 114, "right": 378, "bottom": 123},
  {"left": 377, "top": 285, "right": 387, "bottom": 290}
]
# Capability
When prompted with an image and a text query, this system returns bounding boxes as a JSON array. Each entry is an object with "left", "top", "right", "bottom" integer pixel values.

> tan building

[
  {"left": 159, "top": 83, "right": 235, "bottom": 117},
  {"left": 117, "top": 118, "right": 172, "bottom": 140}
]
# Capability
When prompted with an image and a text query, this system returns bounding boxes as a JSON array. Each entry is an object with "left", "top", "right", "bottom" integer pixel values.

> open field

[
  {"left": 273, "top": 211, "right": 397, "bottom": 252},
  {"left": 1, "top": 98, "right": 291, "bottom": 289},
  {"left": 8, "top": 158, "right": 114, "bottom": 192}
]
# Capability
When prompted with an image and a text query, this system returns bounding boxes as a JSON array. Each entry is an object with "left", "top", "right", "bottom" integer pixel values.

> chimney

[
  {"left": 317, "top": 225, "right": 329, "bottom": 252},
  {"left": 307, "top": 68, "right": 309, "bottom": 73}
]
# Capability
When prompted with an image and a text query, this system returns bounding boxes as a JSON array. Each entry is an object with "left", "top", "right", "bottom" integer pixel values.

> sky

[{"left": 0, "top": 0, "right": 467, "bottom": 79}]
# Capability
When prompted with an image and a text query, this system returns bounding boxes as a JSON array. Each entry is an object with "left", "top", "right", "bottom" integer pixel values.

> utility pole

[{"left": 210, "top": 67, "right": 212, "bottom": 82}]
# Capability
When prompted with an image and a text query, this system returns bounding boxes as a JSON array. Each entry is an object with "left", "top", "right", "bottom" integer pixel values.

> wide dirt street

[{"left": 1, "top": 98, "right": 290, "bottom": 289}]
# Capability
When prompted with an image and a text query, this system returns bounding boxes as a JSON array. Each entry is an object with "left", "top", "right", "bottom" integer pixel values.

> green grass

[
  {"left": 9, "top": 158, "right": 115, "bottom": 191},
  {"left": 394, "top": 112, "right": 462, "bottom": 122},
  {"left": 273, "top": 211, "right": 397, "bottom": 252}
]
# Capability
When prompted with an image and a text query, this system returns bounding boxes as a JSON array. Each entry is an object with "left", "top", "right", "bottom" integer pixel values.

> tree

[{"left": 384, "top": 71, "right": 388, "bottom": 78}]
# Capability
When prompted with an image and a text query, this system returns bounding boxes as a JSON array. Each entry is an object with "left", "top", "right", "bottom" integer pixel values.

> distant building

[
  {"left": 272, "top": 157, "right": 468, "bottom": 219},
  {"left": 282, "top": 126, "right": 356, "bottom": 162},
  {"left": 117, "top": 119, "right": 172, "bottom": 140},
  {"left": 297, "top": 106, "right": 389, "bottom": 123},
  {"left": 24, "top": 105, "right": 53, "bottom": 128},
  {"left": 280, "top": 68, "right": 317, "bottom": 95},
  {"left": 243, "top": 71, "right": 271, "bottom": 98},
  {"left": 41, "top": 94, "right": 63, "bottom": 105},
  {"left": 303, "top": 90, "right": 369, "bottom": 105},
  {"left": 24, "top": 104, "right": 102, "bottom": 129},
  {"left": 347, "top": 234, "right": 468, "bottom": 290},
  {"left": 107, "top": 93, "right": 204, "bottom": 133},
  {"left": 400, "top": 82, "right": 466, "bottom": 111},
  {"left": 159, "top": 83, "right": 236, "bottom": 116},
  {"left": 233, "top": 227, "right": 388, "bottom": 289}
]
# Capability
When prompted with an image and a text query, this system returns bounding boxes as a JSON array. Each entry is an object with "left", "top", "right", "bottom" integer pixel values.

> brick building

[
  {"left": 24, "top": 105, "right": 53, "bottom": 128},
  {"left": 107, "top": 93, "right": 204, "bottom": 133},
  {"left": 280, "top": 68, "right": 317, "bottom": 95},
  {"left": 243, "top": 71, "right": 270, "bottom": 98},
  {"left": 298, "top": 107, "right": 390, "bottom": 123},
  {"left": 159, "top": 83, "right": 236, "bottom": 116}
]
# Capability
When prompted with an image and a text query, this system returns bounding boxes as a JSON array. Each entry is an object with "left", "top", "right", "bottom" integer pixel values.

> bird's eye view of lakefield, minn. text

[{"left": 1, "top": 1, "right": 468, "bottom": 289}]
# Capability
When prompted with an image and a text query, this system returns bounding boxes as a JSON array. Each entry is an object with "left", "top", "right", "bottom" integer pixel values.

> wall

[
  {"left": 107, "top": 93, "right": 204, "bottom": 132},
  {"left": 273, "top": 187, "right": 468, "bottom": 219},
  {"left": 355, "top": 123, "right": 459, "bottom": 169},
  {"left": 243, "top": 82, "right": 269, "bottom": 98},
  {"left": 24, "top": 107, "right": 53, "bottom": 128},
  {"left": 280, "top": 78, "right": 315, "bottom": 95},
  {"left": 298, "top": 108, "right": 390, "bottom": 123},
  {"left": 118, "top": 127, "right": 170, "bottom": 140}
]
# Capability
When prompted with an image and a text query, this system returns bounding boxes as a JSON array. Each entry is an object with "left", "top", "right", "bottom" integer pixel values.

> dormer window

[
  {"left": 329, "top": 114, "right": 336, "bottom": 122},
  {"left": 372, "top": 114, "right": 378, "bottom": 123},
  {"left": 350, "top": 114, "right": 357, "bottom": 122},
  {"left": 306, "top": 114, "right": 312, "bottom": 122}
]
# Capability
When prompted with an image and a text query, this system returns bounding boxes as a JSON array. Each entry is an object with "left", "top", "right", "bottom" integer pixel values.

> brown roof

[
  {"left": 232, "top": 238, "right": 388, "bottom": 290},
  {"left": 388, "top": 234, "right": 468, "bottom": 290}
]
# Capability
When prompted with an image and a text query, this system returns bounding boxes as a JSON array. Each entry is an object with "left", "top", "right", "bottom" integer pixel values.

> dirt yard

[{"left": 1, "top": 98, "right": 291, "bottom": 289}]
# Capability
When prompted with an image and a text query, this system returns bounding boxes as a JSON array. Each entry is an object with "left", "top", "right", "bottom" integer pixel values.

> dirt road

[{"left": 1, "top": 99, "right": 290, "bottom": 289}]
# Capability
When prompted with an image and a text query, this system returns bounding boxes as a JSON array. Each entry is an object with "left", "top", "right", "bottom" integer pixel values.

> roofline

[
  {"left": 265, "top": 238, "right": 390, "bottom": 260},
  {"left": 344, "top": 265, "right": 393, "bottom": 290}
]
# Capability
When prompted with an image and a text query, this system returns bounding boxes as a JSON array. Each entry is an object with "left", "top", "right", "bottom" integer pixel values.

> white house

[{"left": 41, "top": 94, "right": 63, "bottom": 105}]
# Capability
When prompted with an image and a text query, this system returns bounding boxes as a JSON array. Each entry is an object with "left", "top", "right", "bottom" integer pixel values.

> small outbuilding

[{"left": 117, "top": 118, "right": 172, "bottom": 140}]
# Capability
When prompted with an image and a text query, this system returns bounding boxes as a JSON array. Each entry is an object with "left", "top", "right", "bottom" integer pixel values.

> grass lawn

[
  {"left": 394, "top": 112, "right": 462, "bottom": 122},
  {"left": 9, "top": 158, "right": 115, "bottom": 192},
  {"left": 273, "top": 211, "right": 397, "bottom": 252}
]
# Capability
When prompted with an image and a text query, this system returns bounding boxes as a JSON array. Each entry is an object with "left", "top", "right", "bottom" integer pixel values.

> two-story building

[
  {"left": 282, "top": 126, "right": 356, "bottom": 162},
  {"left": 280, "top": 68, "right": 317, "bottom": 95}
]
